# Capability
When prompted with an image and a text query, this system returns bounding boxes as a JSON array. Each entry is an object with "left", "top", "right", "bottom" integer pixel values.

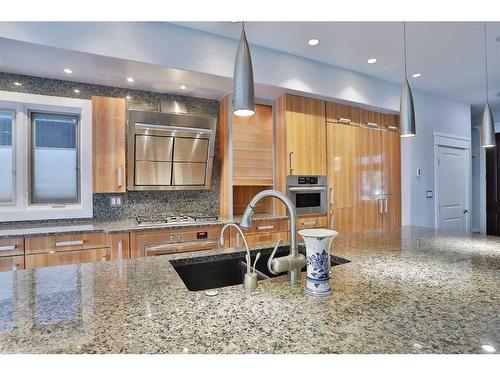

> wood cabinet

[
  {"left": 230, "top": 219, "right": 288, "bottom": 249},
  {"left": 297, "top": 215, "right": 328, "bottom": 230},
  {"left": 109, "top": 233, "right": 131, "bottom": 261},
  {"left": 232, "top": 104, "right": 273, "bottom": 186},
  {"left": 92, "top": 96, "right": 126, "bottom": 193},
  {"left": 26, "top": 248, "right": 111, "bottom": 269},
  {"left": 0, "top": 255, "right": 24, "bottom": 272},
  {"left": 276, "top": 95, "right": 326, "bottom": 177},
  {"left": 382, "top": 129, "right": 401, "bottom": 195},
  {"left": 130, "top": 226, "right": 223, "bottom": 258},
  {"left": 25, "top": 232, "right": 108, "bottom": 255},
  {"left": 0, "top": 237, "right": 24, "bottom": 257},
  {"left": 326, "top": 102, "right": 360, "bottom": 126},
  {"left": 380, "top": 113, "right": 399, "bottom": 131},
  {"left": 360, "top": 108, "right": 381, "bottom": 129}
]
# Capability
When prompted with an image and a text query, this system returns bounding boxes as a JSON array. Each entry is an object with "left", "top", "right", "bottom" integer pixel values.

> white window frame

[{"left": 0, "top": 91, "right": 92, "bottom": 222}]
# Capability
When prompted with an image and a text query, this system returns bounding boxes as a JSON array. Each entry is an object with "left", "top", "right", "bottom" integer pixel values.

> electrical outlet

[
  {"left": 426, "top": 191, "right": 433, "bottom": 198},
  {"left": 110, "top": 196, "right": 122, "bottom": 207}
]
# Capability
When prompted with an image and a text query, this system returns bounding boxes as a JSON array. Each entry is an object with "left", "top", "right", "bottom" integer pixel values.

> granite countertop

[
  {"left": 0, "top": 226, "right": 498, "bottom": 354},
  {"left": 0, "top": 214, "right": 290, "bottom": 239}
]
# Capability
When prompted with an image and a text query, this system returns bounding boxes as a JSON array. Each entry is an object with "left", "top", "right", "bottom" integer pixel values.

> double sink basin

[{"left": 170, "top": 245, "right": 350, "bottom": 291}]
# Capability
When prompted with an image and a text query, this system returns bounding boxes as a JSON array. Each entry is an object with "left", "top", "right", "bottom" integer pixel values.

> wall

[
  {"left": 401, "top": 91, "right": 471, "bottom": 228},
  {"left": 0, "top": 72, "right": 221, "bottom": 221}
]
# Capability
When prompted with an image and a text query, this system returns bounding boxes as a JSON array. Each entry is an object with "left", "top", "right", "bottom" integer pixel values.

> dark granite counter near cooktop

[{"left": 0, "top": 226, "right": 498, "bottom": 354}]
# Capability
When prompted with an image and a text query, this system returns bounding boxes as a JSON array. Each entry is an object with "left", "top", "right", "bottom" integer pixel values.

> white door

[{"left": 437, "top": 146, "right": 469, "bottom": 232}]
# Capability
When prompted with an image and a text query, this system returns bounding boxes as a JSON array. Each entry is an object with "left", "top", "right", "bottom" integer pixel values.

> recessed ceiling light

[
  {"left": 13, "top": 82, "right": 21, "bottom": 86},
  {"left": 126, "top": 77, "right": 134, "bottom": 83},
  {"left": 481, "top": 344, "right": 496, "bottom": 353},
  {"left": 180, "top": 85, "right": 187, "bottom": 90},
  {"left": 308, "top": 38, "right": 320, "bottom": 46},
  {"left": 126, "top": 95, "right": 131, "bottom": 100},
  {"left": 63, "top": 68, "right": 73, "bottom": 74},
  {"left": 412, "top": 73, "right": 421, "bottom": 78},
  {"left": 73, "top": 89, "right": 80, "bottom": 93},
  {"left": 367, "top": 58, "right": 378, "bottom": 64}
]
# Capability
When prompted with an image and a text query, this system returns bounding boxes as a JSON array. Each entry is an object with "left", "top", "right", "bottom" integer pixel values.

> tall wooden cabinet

[
  {"left": 327, "top": 110, "right": 401, "bottom": 235},
  {"left": 92, "top": 96, "right": 126, "bottom": 193}
]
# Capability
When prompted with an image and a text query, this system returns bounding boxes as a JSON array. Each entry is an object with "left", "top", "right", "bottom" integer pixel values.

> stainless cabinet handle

[
  {"left": 338, "top": 117, "right": 351, "bottom": 124},
  {"left": 384, "top": 198, "right": 388, "bottom": 213},
  {"left": 117, "top": 239, "right": 123, "bottom": 260},
  {"left": 257, "top": 225, "right": 274, "bottom": 231},
  {"left": 117, "top": 165, "right": 123, "bottom": 187},
  {"left": 288, "top": 186, "right": 326, "bottom": 191},
  {"left": 367, "top": 122, "right": 379, "bottom": 128},
  {"left": 302, "top": 220, "right": 317, "bottom": 226},
  {"left": 55, "top": 240, "right": 84, "bottom": 247},
  {"left": 387, "top": 125, "right": 398, "bottom": 130},
  {"left": 289, "top": 152, "right": 295, "bottom": 174},
  {"left": 0, "top": 245, "right": 16, "bottom": 251},
  {"left": 236, "top": 232, "right": 240, "bottom": 248},
  {"left": 378, "top": 199, "right": 383, "bottom": 214},
  {"left": 145, "top": 240, "right": 218, "bottom": 256},
  {"left": 330, "top": 188, "right": 335, "bottom": 208},
  {"left": 12, "top": 263, "right": 18, "bottom": 271}
]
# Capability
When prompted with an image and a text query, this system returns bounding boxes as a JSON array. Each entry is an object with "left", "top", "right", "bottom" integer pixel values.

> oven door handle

[{"left": 288, "top": 186, "right": 326, "bottom": 192}]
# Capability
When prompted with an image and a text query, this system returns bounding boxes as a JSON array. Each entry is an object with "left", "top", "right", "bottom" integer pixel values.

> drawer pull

[
  {"left": 338, "top": 117, "right": 351, "bottom": 124},
  {"left": 55, "top": 240, "right": 84, "bottom": 247},
  {"left": 145, "top": 240, "right": 218, "bottom": 256},
  {"left": 257, "top": 225, "right": 274, "bottom": 231},
  {"left": 117, "top": 165, "right": 123, "bottom": 187},
  {"left": 330, "top": 188, "right": 335, "bottom": 208},
  {"left": 302, "top": 221, "right": 317, "bottom": 226},
  {"left": 289, "top": 152, "right": 295, "bottom": 174},
  {"left": 117, "top": 240, "right": 123, "bottom": 260},
  {"left": 367, "top": 122, "right": 379, "bottom": 128},
  {"left": 387, "top": 125, "right": 398, "bottom": 130},
  {"left": 0, "top": 245, "right": 16, "bottom": 251},
  {"left": 288, "top": 186, "right": 326, "bottom": 192}
]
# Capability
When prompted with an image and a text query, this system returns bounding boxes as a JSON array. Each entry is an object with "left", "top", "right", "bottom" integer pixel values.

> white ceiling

[{"left": 175, "top": 21, "right": 500, "bottom": 121}]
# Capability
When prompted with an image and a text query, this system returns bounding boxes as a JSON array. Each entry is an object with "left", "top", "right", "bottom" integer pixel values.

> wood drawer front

[
  {"left": 25, "top": 233, "right": 108, "bottom": 255},
  {"left": 380, "top": 113, "right": 399, "bottom": 131},
  {"left": 246, "top": 231, "right": 288, "bottom": 248},
  {"left": 25, "top": 248, "right": 111, "bottom": 269},
  {"left": 130, "top": 226, "right": 223, "bottom": 258},
  {"left": 360, "top": 109, "right": 381, "bottom": 128},
  {"left": 0, "top": 256, "right": 25, "bottom": 272},
  {"left": 326, "top": 102, "right": 360, "bottom": 126},
  {"left": 297, "top": 215, "right": 328, "bottom": 229},
  {"left": 242, "top": 220, "right": 288, "bottom": 234},
  {"left": 0, "top": 238, "right": 24, "bottom": 257}
]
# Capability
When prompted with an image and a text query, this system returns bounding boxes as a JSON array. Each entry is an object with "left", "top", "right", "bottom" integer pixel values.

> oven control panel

[{"left": 298, "top": 176, "right": 319, "bottom": 185}]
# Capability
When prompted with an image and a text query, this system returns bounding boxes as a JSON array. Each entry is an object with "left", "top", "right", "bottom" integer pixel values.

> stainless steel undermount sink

[{"left": 169, "top": 246, "right": 350, "bottom": 292}]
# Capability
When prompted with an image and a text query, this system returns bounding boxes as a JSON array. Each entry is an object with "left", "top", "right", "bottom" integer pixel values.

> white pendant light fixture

[
  {"left": 480, "top": 22, "right": 496, "bottom": 148},
  {"left": 399, "top": 22, "right": 416, "bottom": 138},
  {"left": 233, "top": 21, "right": 255, "bottom": 117}
]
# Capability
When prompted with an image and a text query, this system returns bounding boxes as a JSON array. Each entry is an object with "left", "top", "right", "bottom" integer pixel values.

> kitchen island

[{"left": 0, "top": 226, "right": 498, "bottom": 354}]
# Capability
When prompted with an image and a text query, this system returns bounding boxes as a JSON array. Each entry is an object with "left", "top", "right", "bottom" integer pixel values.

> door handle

[
  {"left": 378, "top": 198, "right": 383, "bottom": 214},
  {"left": 289, "top": 152, "right": 295, "bottom": 174},
  {"left": 0, "top": 245, "right": 16, "bottom": 252},
  {"left": 463, "top": 210, "right": 469, "bottom": 214},
  {"left": 330, "top": 188, "right": 335, "bottom": 208},
  {"left": 338, "top": 117, "right": 351, "bottom": 124},
  {"left": 117, "top": 239, "right": 123, "bottom": 260},
  {"left": 55, "top": 240, "right": 84, "bottom": 247},
  {"left": 384, "top": 198, "right": 388, "bottom": 213},
  {"left": 117, "top": 165, "right": 123, "bottom": 188}
]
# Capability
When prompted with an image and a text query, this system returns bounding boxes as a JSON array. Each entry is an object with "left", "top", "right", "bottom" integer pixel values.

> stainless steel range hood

[{"left": 127, "top": 110, "right": 217, "bottom": 191}]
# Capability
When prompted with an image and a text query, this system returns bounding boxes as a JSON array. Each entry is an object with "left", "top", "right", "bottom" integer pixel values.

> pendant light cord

[
  {"left": 403, "top": 22, "right": 408, "bottom": 79},
  {"left": 484, "top": 22, "right": 489, "bottom": 104}
]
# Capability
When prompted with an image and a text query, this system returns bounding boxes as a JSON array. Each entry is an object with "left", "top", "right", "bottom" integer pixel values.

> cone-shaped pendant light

[
  {"left": 480, "top": 22, "right": 496, "bottom": 148},
  {"left": 399, "top": 22, "right": 416, "bottom": 137},
  {"left": 233, "top": 22, "right": 255, "bottom": 117}
]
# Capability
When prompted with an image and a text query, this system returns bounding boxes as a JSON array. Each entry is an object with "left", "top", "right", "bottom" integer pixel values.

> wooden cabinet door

[
  {"left": 382, "top": 130, "right": 401, "bottom": 195},
  {"left": 358, "top": 126, "right": 383, "bottom": 198},
  {"left": 360, "top": 109, "right": 381, "bottom": 129},
  {"left": 109, "top": 233, "right": 131, "bottom": 261},
  {"left": 0, "top": 256, "right": 24, "bottom": 272},
  {"left": 25, "top": 248, "right": 111, "bottom": 269},
  {"left": 232, "top": 104, "right": 273, "bottom": 186},
  {"left": 92, "top": 96, "right": 126, "bottom": 193},
  {"left": 380, "top": 113, "right": 399, "bottom": 131},
  {"left": 326, "top": 102, "right": 360, "bottom": 126},
  {"left": 383, "top": 194, "right": 401, "bottom": 230},
  {"left": 327, "top": 123, "right": 359, "bottom": 209},
  {"left": 330, "top": 207, "right": 357, "bottom": 237},
  {"left": 285, "top": 95, "right": 326, "bottom": 176},
  {"left": 356, "top": 197, "right": 384, "bottom": 232}
]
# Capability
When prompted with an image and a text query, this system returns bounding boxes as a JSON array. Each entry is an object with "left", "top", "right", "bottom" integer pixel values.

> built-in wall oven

[{"left": 286, "top": 176, "right": 328, "bottom": 215}]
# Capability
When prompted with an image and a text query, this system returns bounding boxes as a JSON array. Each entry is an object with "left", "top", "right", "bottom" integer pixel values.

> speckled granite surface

[{"left": 0, "top": 226, "right": 498, "bottom": 354}]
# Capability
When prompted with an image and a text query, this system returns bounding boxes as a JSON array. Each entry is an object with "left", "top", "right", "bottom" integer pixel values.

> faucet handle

[{"left": 267, "top": 239, "right": 282, "bottom": 275}]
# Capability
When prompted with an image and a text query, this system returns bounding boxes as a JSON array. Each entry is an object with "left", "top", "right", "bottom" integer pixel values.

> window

[
  {"left": 0, "top": 91, "right": 92, "bottom": 222},
  {"left": 30, "top": 112, "right": 80, "bottom": 204},
  {"left": 0, "top": 111, "right": 15, "bottom": 205}
]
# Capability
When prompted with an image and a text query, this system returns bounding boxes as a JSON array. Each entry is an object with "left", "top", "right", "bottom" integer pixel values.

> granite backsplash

[{"left": 0, "top": 72, "right": 221, "bottom": 222}]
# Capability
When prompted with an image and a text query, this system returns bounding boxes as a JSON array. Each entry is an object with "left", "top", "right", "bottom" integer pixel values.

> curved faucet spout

[{"left": 239, "top": 190, "right": 303, "bottom": 285}]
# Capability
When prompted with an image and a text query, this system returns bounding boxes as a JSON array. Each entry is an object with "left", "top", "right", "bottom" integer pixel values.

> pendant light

[
  {"left": 399, "top": 22, "right": 416, "bottom": 137},
  {"left": 233, "top": 21, "right": 255, "bottom": 117},
  {"left": 480, "top": 22, "right": 496, "bottom": 148}
]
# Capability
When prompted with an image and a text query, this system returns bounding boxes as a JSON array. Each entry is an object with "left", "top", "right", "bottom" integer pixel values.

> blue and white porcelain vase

[{"left": 298, "top": 228, "right": 338, "bottom": 297}]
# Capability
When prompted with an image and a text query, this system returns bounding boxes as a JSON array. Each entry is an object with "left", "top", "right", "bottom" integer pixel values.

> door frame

[{"left": 433, "top": 132, "right": 471, "bottom": 232}]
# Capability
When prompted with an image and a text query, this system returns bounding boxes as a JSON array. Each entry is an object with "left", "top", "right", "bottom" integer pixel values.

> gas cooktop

[{"left": 135, "top": 214, "right": 218, "bottom": 227}]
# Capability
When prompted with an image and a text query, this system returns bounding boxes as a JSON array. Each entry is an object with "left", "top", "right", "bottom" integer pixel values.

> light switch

[
  {"left": 416, "top": 168, "right": 422, "bottom": 177},
  {"left": 426, "top": 191, "right": 433, "bottom": 198}
]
